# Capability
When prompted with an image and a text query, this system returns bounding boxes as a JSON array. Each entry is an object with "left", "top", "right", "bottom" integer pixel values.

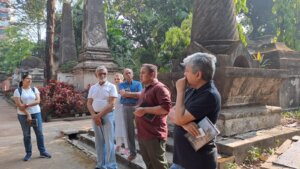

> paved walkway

[{"left": 0, "top": 95, "right": 128, "bottom": 169}]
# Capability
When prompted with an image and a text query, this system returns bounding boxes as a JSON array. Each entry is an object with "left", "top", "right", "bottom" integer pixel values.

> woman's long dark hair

[{"left": 19, "top": 74, "right": 30, "bottom": 88}]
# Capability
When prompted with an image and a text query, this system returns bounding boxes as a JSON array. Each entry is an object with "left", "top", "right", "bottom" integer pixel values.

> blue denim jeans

[
  {"left": 92, "top": 112, "right": 117, "bottom": 169},
  {"left": 18, "top": 112, "right": 47, "bottom": 155},
  {"left": 170, "top": 163, "right": 185, "bottom": 169}
]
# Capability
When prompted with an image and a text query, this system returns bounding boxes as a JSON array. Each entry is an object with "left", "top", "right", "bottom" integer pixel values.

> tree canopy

[
  {"left": 272, "top": 0, "right": 300, "bottom": 51},
  {"left": 0, "top": 27, "right": 35, "bottom": 73},
  {"left": 2, "top": 0, "right": 300, "bottom": 75}
]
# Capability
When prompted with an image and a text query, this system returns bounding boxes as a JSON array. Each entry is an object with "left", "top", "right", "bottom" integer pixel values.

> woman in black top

[{"left": 169, "top": 52, "right": 221, "bottom": 169}]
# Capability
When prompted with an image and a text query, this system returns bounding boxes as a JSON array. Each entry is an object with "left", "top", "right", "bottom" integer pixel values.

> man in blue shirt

[{"left": 119, "top": 68, "right": 143, "bottom": 161}]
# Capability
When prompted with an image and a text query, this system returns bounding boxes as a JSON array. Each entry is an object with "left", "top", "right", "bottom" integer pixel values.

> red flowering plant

[{"left": 39, "top": 80, "right": 88, "bottom": 119}]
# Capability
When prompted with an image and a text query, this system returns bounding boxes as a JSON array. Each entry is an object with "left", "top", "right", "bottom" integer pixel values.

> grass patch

[
  {"left": 282, "top": 109, "right": 300, "bottom": 119},
  {"left": 224, "top": 162, "right": 239, "bottom": 169},
  {"left": 244, "top": 146, "right": 275, "bottom": 164}
]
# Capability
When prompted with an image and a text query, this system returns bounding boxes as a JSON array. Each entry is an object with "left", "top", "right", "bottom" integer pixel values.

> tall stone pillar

[
  {"left": 188, "top": 0, "right": 252, "bottom": 68},
  {"left": 73, "top": 0, "right": 118, "bottom": 89},
  {"left": 191, "top": 0, "right": 239, "bottom": 42},
  {"left": 59, "top": 1, "right": 77, "bottom": 65}
]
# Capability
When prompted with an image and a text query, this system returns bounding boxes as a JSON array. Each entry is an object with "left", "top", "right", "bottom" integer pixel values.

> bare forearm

[
  {"left": 142, "top": 106, "right": 169, "bottom": 115},
  {"left": 13, "top": 98, "right": 23, "bottom": 107},
  {"left": 124, "top": 92, "right": 141, "bottom": 99},
  {"left": 27, "top": 101, "right": 40, "bottom": 107},
  {"left": 175, "top": 91, "right": 185, "bottom": 120},
  {"left": 87, "top": 104, "right": 97, "bottom": 116},
  {"left": 173, "top": 95, "right": 196, "bottom": 125},
  {"left": 21, "top": 110, "right": 31, "bottom": 117},
  {"left": 99, "top": 104, "right": 114, "bottom": 117},
  {"left": 16, "top": 102, "right": 24, "bottom": 108}
]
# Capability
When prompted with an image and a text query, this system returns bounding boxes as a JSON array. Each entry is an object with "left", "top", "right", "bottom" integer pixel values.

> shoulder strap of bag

[
  {"left": 18, "top": 87, "right": 22, "bottom": 96},
  {"left": 18, "top": 87, "right": 35, "bottom": 96}
]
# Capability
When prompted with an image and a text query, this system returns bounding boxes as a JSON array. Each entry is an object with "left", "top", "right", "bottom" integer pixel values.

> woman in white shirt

[
  {"left": 114, "top": 73, "right": 129, "bottom": 155},
  {"left": 13, "top": 74, "right": 51, "bottom": 161}
]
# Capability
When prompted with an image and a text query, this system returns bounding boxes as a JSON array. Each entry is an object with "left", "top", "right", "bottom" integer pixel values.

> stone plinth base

[
  {"left": 57, "top": 72, "right": 75, "bottom": 85},
  {"left": 73, "top": 60, "right": 118, "bottom": 89},
  {"left": 217, "top": 105, "right": 281, "bottom": 136}
]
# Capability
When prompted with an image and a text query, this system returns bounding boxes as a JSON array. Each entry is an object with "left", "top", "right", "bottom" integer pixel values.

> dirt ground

[{"left": 0, "top": 96, "right": 129, "bottom": 169}]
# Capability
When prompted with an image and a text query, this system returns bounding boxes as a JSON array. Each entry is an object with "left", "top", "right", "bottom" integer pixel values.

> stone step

[
  {"left": 79, "top": 133, "right": 148, "bottom": 168},
  {"left": 217, "top": 105, "right": 282, "bottom": 136},
  {"left": 85, "top": 125, "right": 300, "bottom": 165},
  {"left": 78, "top": 132, "right": 235, "bottom": 169},
  {"left": 87, "top": 127, "right": 175, "bottom": 152},
  {"left": 88, "top": 124, "right": 176, "bottom": 137},
  {"left": 87, "top": 128, "right": 175, "bottom": 155},
  {"left": 216, "top": 126, "right": 300, "bottom": 164},
  {"left": 68, "top": 137, "right": 144, "bottom": 168},
  {"left": 79, "top": 133, "right": 95, "bottom": 148},
  {"left": 79, "top": 133, "right": 173, "bottom": 167}
]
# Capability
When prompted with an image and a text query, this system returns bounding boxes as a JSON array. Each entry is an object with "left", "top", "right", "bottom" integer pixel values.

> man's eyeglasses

[{"left": 97, "top": 72, "right": 107, "bottom": 76}]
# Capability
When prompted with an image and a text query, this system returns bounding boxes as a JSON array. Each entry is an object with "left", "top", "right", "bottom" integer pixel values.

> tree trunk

[
  {"left": 45, "top": 0, "right": 56, "bottom": 85},
  {"left": 37, "top": 22, "right": 41, "bottom": 44}
]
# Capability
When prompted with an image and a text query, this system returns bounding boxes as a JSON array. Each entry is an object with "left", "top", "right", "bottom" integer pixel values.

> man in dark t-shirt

[
  {"left": 169, "top": 52, "right": 221, "bottom": 169},
  {"left": 134, "top": 64, "right": 172, "bottom": 169}
]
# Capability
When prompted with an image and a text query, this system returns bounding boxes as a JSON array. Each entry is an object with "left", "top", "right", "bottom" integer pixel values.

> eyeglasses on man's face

[{"left": 97, "top": 72, "right": 107, "bottom": 76}]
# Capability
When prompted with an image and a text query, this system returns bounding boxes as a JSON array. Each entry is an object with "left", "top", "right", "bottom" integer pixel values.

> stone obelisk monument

[
  {"left": 56, "top": 1, "right": 78, "bottom": 84},
  {"left": 73, "top": 0, "right": 118, "bottom": 89},
  {"left": 59, "top": 1, "right": 77, "bottom": 65},
  {"left": 191, "top": 0, "right": 239, "bottom": 43}
]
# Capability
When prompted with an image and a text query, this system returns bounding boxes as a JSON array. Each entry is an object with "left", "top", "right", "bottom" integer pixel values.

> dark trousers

[
  {"left": 139, "top": 138, "right": 169, "bottom": 169},
  {"left": 123, "top": 105, "right": 136, "bottom": 155}
]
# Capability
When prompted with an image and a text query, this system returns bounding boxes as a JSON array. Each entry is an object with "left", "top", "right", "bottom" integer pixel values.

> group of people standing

[
  {"left": 87, "top": 64, "right": 172, "bottom": 169},
  {"left": 87, "top": 52, "right": 221, "bottom": 169},
  {"left": 13, "top": 52, "right": 221, "bottom": 169}
]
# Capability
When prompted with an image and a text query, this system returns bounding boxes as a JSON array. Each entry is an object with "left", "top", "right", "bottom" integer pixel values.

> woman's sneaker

[
  {"left": 23, "top": 154, "right": 31, "bottom": 161},
  {"left": 40, "top": 152, "right": 52, "bottom": 158}
]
